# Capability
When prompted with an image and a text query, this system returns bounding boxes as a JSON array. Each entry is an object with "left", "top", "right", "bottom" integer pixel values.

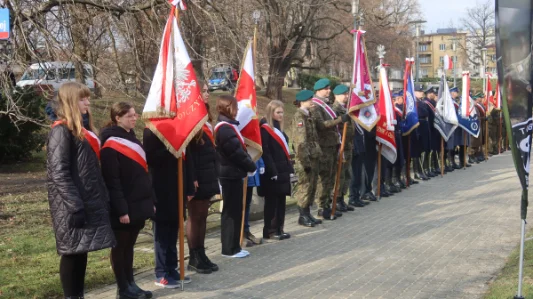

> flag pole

[
  {"left": 499, "top": 111, "right": 502, "bottom": 154},
  {"left": 177, "top": 157, "right": 185, "bottom": 290},
  {"left": 463, "top": 132, "right": 467, "bottom": 169},
  {"left": 485, "top": 114, "right": 489, "bottom": 161},
  {"left": 406, "top": 136, "right": 411, "bottom": 187},
  {"left": 331, "top": 122, "right": 349, "bottom": 219},
  {"left": 441, "top": 137, "right": 444, "bottom": 177},
  {"left": 377, "top": 144, "right": 382, "bottom": 198}
]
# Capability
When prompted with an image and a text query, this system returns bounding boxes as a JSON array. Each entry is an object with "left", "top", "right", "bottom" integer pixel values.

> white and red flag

[
  {"left": 485, "top": 73, "right": 495, "bottom": 110},
  {"left": 234, "top": 41, "right": 262, "bottom": 161},
  {"left": 375, "top": 66, "right": 397, "bottom": 164},
  {"left": 443, "top": 55, "right": 454, "bottom": 70},
  {"left": 348, "top": 30, "right": 379, "bottom": 131},
  {"left": 142, "top": 6, "right": 207, "bottom": 157},
  {"left": 493, "top": 82, "right": 502, "bottom": 110}
]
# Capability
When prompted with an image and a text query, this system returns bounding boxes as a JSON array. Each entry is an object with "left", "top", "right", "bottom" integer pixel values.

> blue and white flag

[
  {"left": 434, "top": 74, "right": 458, "bottom": 141},
  {"left": 401, "top": 58, "right": 419, "bottom": 135},
  {"left": 457, "top": 71, "right": 480, "bottom": 138}
]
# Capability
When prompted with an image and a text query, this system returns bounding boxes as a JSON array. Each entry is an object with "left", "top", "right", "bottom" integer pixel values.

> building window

[
  {"left": 420, "top": 68, "right": 429, "bottom": 77},
  {"left": 491, "top": 54, "right": 497, "bottom": 61},
  {"left": 420, "top": 56, "right": 431, "bottom": 64},
  {"left": 439, "top": 44, "right": 446, "bottom": 51},
  {"left": 439, "top": 56, "right": 444, "bottom": 64},
  {"left": 491, "top": 67, "right": 497, "bottom": 74},
  {"left": 419, "top": 45, "right": 428, "bottom": 52}
]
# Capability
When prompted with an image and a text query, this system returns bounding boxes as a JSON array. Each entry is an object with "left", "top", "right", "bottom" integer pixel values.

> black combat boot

[
  {"left": 432, "top": 154, "right": 441, "bottom": 175},
  {"left": 188, "top": 249, "right": 212, "bottom": 274},
  {"left": 199, "top": 247, "right": 219, "bottom": 272},
  {"left": 423, "top": 155, "right": 435, "bottom": 177},
  {"left": 414, "top": 158, "right": 429, "bottom": 181},
  {"left": 459, "top": 146, "right": 472, "bottom": 168},
  {"left": 387, "top": 172, "right": 400, "bottom": 193},
  {"left": 298, "top": 206, "right": 315, "bottom": 227},
  {"left": 338, "top": 196, "right": 354, "bottom": 211}
]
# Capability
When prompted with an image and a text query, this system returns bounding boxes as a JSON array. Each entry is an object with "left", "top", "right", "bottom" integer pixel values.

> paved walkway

[{"left": 87, "top": 153, "right": 526, "bottom": 299}]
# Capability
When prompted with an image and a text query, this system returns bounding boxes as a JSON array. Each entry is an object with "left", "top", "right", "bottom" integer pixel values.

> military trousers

[
  {"left": 349, "top": 151, "right": 365, "bottom": 201},
  {"left": 316, "top": 146, "right": 339, "bottom": 209},
  {"left": 294, "top": 161, "right": 319, "bottom": 209},
  {"left": 339, "top": 149, "right": 353, "bottom": 198}
]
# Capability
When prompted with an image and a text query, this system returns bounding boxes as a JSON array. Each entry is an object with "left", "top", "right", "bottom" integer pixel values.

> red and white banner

[
  {"left": 261, "top": 123, "right": 290, "bottom": 160},
  {"left": 102, "top": 137, "right": 148, "bottom": 172},
  {"left": 493, "top": 82, "right": 502, "bottom": 110},
  {"left": 141, "top": 7, "right": 207, "bottom": 158},
  {"left": 444, "top": 55, "right": 453, "bottom": 70},
  {"left": 461, "top": 72, "right": 476, "bottom": 118},
  {"left": 52, "top": 121, "right": 101, "bottom": 159},
  {"left": 348, "top": 30, "right": 379, "bottom": 131},
  {"left": 169, "top": 0, "right": 187, "bottom": 10},
  {"left": 485, "top": 73, "right": 495, "bottom": 111},
  {"left": 235, "top": 41, "right": 262, "bottom": 161},
  {"left": 375, "top": 67, "right": 397, "bottom": 164}
]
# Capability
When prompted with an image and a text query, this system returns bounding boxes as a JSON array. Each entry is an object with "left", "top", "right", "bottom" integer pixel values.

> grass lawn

[
  {"left": 484, "top": 232, "right": 533, "bottom": 299},
  {"left": 0, "top": 88, "right": 300, "bottom": 298}
]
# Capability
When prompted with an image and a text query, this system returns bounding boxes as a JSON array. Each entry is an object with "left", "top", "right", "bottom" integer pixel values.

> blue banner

[
  {"left": 401, "top": 60, "right": 419, "bottom": 136},
  {"left": 0, "top": 9, "right": 9, "bottom": 40}
]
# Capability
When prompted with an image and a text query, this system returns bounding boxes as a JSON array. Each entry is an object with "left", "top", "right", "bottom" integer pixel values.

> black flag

[{"left": 495, "top": 0, "right": 533, "bottom": 220}]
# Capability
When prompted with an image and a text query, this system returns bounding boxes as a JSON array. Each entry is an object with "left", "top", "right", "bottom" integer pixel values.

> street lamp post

[
  {"left": 481, "top": 47, "right": 487, "bottom": 93},
  {"left": 450, "top": 37, "right": 461, "bottom": 87},
  {"left": 411, "top": 20, "right": 426, "bottom": 85}
]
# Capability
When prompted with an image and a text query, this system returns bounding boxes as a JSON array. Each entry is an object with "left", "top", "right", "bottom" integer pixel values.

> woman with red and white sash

[
  {"left": 100, "top": 102, "right": 155, "bottom": 299},
  {"left": 259, "top": 100, "right": 294, "bottom": 240}
]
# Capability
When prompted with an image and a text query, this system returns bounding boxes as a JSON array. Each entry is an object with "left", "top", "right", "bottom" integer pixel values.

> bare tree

[{"left": 461, "top": 0, "right": 495, "bottom": 73}]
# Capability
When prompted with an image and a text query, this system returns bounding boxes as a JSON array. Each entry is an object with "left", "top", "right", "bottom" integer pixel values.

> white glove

[
  {"left": 248, "top": 170, "right": 257, "bottom": 177},
  {"left": 271, "top": 176, "right": 278, "bottom": 181},
  {"left": 259, "top": 167, "right": 265, "bottom": 174},
  {"left": 290, "top": 173, "right": 294, "bottom": 178}
]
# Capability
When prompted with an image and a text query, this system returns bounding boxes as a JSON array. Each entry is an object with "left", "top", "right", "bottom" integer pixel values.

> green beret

[
  {"left": 313, "top": 78, "right": 331, "bottom": 91},
  {"left": 333, "top": 84, "right": 349, "bottom": 95},
  {"left": 475, "top": 92, "right": 484, "bottom": 99},
  {"left": 296, "top": 90, "right": 314, "bottom": 102}
]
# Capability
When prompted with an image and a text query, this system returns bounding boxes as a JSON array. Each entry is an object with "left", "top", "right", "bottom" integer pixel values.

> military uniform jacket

[
  {"left": 332, "top": 101, "right": 355, "bottom": 150},
  {"left": 310, "top": 96, "right": 342, "bottom": 148},
  {"left": 290, "top": 108, "right": 323, "bottom": 169}
]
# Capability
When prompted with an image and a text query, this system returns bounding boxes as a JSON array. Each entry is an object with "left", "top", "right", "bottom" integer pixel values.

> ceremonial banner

[
  {"left": 443, "top": 54, "right": 453, "bottom": 71},
  {"left": 375, "top": 66, "right": 397, "bottom": 164},
  {"left": 457, "top": 71, "right": 480, "bottom": 138},
  {"left": 142, "top": 6, "right": 207, "bottom": 158},
  {"left": 234, "top": 41, "right": 262, "bottom": 161},
  {"left": 496, "top": 0, "right": 533, "bottom": 220},
  {"left": 485, "top": 73, "right": 495, "bottom": 111},
  {"left": 493, "top": 82, "right": 502, "bottom": 110},
  {"left": 348, "top": 30, "right": 379, "bottom": 131},
  {"left": 401, "top": 58, "right": 419, "bottom": 135},
  {"left": 434, "top": 74, "right": 458, "bottom": 141}
]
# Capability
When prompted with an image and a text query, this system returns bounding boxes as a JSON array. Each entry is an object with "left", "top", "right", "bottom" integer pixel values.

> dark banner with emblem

[{"left": 495, "top": 0, "right": 533, "bottom": 220}]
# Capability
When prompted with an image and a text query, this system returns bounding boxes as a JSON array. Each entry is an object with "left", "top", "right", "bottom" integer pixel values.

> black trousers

[
  {"left": 220, "top": 178, "right": 244, "bottom": 256},
  {"left": 263, "top": 194, "right": 287, "bottom": 236},
  {"left": 349, "top": 152, "right": 365, "bottom": 200},
  {"left": 363, "top": 134, "right": 377, "bottom": 194},
  {"left": 60, "top": 252, "right": 88, "bottom": 297},
  {"left": 111, "top": 226, "right": 142, "bottom": 291},
  {"left": 154, "top": 220, "right": 178, "bottom": 278}
]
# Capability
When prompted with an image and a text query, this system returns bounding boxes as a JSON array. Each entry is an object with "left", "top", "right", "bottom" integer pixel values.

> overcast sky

[{"left": 419, "top": 0, "right": 485, "bottom": 33}]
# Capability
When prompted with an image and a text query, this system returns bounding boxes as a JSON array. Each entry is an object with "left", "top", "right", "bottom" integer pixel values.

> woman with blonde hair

[
  {"left": 259, "top": 100, "right": 294, "bottom": 240},
  {"left": 47, "top": 82, "right": 115, "bottom": 299}
]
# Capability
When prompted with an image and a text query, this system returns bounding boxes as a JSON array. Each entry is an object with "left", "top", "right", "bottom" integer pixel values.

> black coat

[
  {"left": 187, "top": 129, "right": 220, "bottom": 199},
  {"left": 352, "top": 123, "right": 366, "bottom": 155},
  {"left": 258, "top": 119, "right": 294, "bottom": 196},
  {"left": 143, "top": 128, "right": 195, "bottom": 222},
  {"left": 215, "top": 115, "right": 257, "bottom": 180},
  {"left": 416, "top": 99, "right": 431, "bottom": 152},
  {"left": 47, "top": 124, "right": 115, "bottom": 255},
  {"left": 100, "top": 126, "right": 155, "bottom": 225}
]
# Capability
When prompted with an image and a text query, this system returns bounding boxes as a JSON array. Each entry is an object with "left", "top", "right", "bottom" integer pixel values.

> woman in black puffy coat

[
  {"left": 185, "top": 83, "right": 219, "bottom": 274},
  {"left": 100, "top": 102, "right": 155, "bottom": 299},
  {"left": 259, "top": 100, "right": 294, "bottom": 240},
  {"left": 46, "top": 82, "right": 115, "bottom": 299},
  {"left": 215, "top": 95, "right": 257, "bottom": 258}
]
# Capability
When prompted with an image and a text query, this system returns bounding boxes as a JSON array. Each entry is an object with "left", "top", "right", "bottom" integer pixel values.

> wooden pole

[
  {"left": 485, "top": 117, "right": 489, "bottom": 161},
  {"left": 331, "top": 123, "right": 349, "bottom": 219},
  {"left": 499, "top": 112, "right": 502, "bottom": 154},
  {"left": 441, "top": 137, "right": 445, "bottom": 177},
  {"left": 406, "top": 134, "right": 411, "bottom": 187},
  {"left": 240, "top": 177, "right": 248, "bottom": 246},
  {"left": 177, "top": 157, "right": 185, "bottom": 290},
  {"left": 377, "top": 144, "right": 382, "bottom": 198},
  {"left": 463, "top": 132, "right": 467, "bottom": 169}
]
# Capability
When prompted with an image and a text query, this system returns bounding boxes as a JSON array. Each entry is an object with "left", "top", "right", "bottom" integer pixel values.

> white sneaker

[
  {"left": 241, "top": 249, "right": 249, "bottom": 254},
  {"left": 222, "top": 250, "right": 249, "bottom": 258}
]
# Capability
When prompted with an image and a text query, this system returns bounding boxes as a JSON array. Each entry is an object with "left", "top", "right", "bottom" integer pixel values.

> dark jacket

[
  {"left": 215, "top": 115, "right": 257, "bottom": 180},
  {"left": 187, "top": 128, "right": 220, "bottom": 199},
  {"left": 258, "top": 119, "right": 294, "bottom": 196},
  {"left": 47, "top": 124, "right": 115, "bottom": 255},
  {"left": 100, "top": 126, "right": 155, "bottom": 225},
  {"left": 353, "top": 122, "right": 365, "bottom": 155},
  {"left": 143, "top": 128, "right": 195, "bottom": 222}
]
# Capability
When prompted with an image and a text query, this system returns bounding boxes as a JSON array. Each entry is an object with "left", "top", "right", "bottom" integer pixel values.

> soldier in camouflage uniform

[
  {"left": 310, "top": 78, "right": 351, "bottom": 220},
  {"left": 489, "top": 107, "right": 502, "bottom": 154},
  {"left": 291, "top": 90, "right": 323, "bottom": 228},
  {"left": 331, "top": 84, "right": 356, "bottom": 212}
]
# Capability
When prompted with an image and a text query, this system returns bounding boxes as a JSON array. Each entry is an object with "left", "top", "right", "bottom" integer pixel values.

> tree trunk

[{"left": 265, "top": 53, "right": 292, "bottom": 101}]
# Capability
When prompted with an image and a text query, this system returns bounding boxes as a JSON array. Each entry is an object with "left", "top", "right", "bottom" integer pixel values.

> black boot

[
  {"left": 387, "top": 173, "right": 400, "bottom": 193},
  {"left": 199, "top": 248, "right": 219, "bottom": 272},
  {"left": 298, "top": 206, "right": 315, "bottom": 227},
  {"left": 459, "top": 146, "right": 471, "bottom": 167},
  {"left": 307, "top": 206, "right": 322, "bottom": 225},
  {"left": 116, "top": 285, "right": 143, "bottom": 299},
  {"left": 187, "top": 249, "right": 212, "bottom": 274},
  {"left": 336, "top": 198, "right": 348, "bottom": 212},
  {"left": 339, "top": 197, "right": 354, "bottom": 211},
  {"left": 129, "top": 281, "right": 152, "bottom": 299},
  {"left": 348, "top": 197, "right": 366, "bottom": 207},
  {"left": 423, "top": 154, "right": 435, "bottom": 177},
  {"left": 432, "top": 154, "right": 441, "bottom": 175},
  {"left": 468, "top": 155, "right": 478, "bottom": 164},
  {"left": 414, "top": 158, "right": 428, "bottom": 180},
  {"left": 451, "top": 151, "right": 461, "bottom": 169}
]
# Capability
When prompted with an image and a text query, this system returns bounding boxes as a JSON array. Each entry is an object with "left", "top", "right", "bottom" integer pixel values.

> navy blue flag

[{"left": 401, "top": 58, "right": 419, "bottom": 135}]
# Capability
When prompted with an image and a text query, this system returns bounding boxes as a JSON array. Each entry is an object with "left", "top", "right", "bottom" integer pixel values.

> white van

[{"left": 16, "top": 61, "right": 96, "bottom": 92}]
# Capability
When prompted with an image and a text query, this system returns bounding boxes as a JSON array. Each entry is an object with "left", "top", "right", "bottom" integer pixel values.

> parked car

[
  {"left": 208, "top": 65, "right": 239, "bottom": 92},
  {"left": 16, "top": 61, "right": 96, "bottom": 93}
]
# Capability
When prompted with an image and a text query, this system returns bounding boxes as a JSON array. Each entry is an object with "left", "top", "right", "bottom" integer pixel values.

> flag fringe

[
  {"left": 352, "top": 114, "right": 380, "bottom": 132},
  {"left": 244, "top": 138, "right": 263, "bottom": 162},
  {"left": 145, "top": 114, "right": 208, "bottom": 159},
  {"left": 401, "top": 123, "right": 420, "bottom": 136}
]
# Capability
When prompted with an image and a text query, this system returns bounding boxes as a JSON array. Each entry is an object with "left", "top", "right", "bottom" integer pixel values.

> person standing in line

[
  {"left": 311, "top": 78, "right": 351, "bottom": 219},
  {"left": 330, "top": 84, "right": 356, "bottom": 212},
  {"left": 144, "top": 127, "right": 194, "bottom": 288},
  {"left": 47, "top": 82, "right": 115, "bottom": 299},
  {"left": 214, "top": 95, "right": 257, "bottom": 258},
  {"left": 185, "top": 83, "right": 220, "bottom": 274},
  {"left": 100, "top": 102, "right": 155, "bottom": 298},
  {"left": 291, "top": 90, "right": 323, "bottom": 227},
  {"left": 244, "top": 158, "right": 265, "bottom": 245},
  {"left": 259, "top": 100, "right": 294, "bottom": 240}
]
